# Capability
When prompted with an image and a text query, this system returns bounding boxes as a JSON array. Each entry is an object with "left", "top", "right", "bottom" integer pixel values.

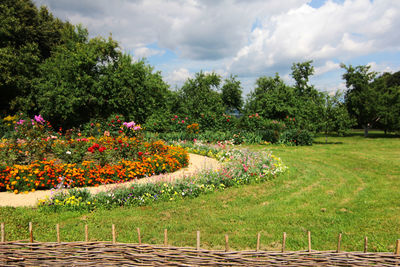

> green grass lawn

[{"left": 1, "top": 131, "right": 399, "bottom": 252}]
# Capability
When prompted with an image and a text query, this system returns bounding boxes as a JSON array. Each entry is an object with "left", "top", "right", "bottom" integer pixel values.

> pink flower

[
  {"left": 181, "top": 120, "right": 185, "bottom": 123},
  {"left": 133, "top": 125, "right": 141, "bottom": 131},
  {"left": 123, "top": 121, "right": 136, "bottom": 128},
  {"left": 34, "top": 114, "right": 45, "bottom": 124},
  {"left": 174, "top": 115, "right": 178, "bottom": 118}
]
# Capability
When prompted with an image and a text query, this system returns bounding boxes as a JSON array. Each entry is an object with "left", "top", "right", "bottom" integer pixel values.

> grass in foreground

[{"left": 0, "top": 132, "right": 399, "bottom": 252}]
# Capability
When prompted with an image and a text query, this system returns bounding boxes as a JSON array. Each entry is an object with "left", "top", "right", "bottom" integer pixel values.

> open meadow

[{"left": 0, "top": 132, "right": 399, "bottom": 252}]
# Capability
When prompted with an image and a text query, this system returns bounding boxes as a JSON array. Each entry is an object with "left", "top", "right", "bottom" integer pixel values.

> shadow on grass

[
  {"left": 317, "top": 130, "right": 400, "bottom": 140},
  {"left": 345, "top": 131, "right": 400, "bottom": 139},
  {"left": 314, "top": 141, "right": 343, "bottom": 145}
]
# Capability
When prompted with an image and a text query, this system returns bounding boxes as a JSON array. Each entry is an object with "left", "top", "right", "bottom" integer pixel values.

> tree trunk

[{"left": 363, "top": 125, "right": 369, "bottom": 137}]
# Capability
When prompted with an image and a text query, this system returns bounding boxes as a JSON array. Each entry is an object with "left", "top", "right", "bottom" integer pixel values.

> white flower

[{"left": 66, "top": 151, "right": 72, "bottom": 155}]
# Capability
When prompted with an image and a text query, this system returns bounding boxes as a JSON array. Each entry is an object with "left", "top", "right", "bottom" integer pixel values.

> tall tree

[
  {"left": 374, "top": 72, "right": 400, "bottom": 134},
  {"left": 245, "top": 73, "right": 296, "bottom": 120},
  {"left": 34, "top": 25, "right": 170, "bottom": 128},
  {"left": 291, "top": 61, "right": 325, "bottom": 132},
  {"left": 178, "top": 71, "right": 224, "bottom": 129},
  {"left": 0, "top": 0, "right": 68, "bottom": 114},
  {"left": 341, "top": 64, "right": 379, "bottom": 137},
  {"left": 221, "top": 75, "right": 243, "bottom": 113},
  {"left": 321, "top": 91, "right": 354, "bottom": 142}
]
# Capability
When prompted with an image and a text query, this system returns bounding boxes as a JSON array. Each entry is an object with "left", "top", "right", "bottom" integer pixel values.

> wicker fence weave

[{"left": 1, "top": 242, "right": 400, "bottom": 266}]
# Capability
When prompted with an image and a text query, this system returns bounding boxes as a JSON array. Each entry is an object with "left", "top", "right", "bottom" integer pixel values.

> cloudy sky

[{"left": 33, "top": 0, "right": 400, "bottom": 96}]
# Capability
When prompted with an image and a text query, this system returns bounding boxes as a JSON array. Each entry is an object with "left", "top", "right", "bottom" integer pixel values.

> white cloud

[
  {"left": 33, "top": 0, "right": 400, "bottom": 94},
  {"left": 367, "top": 62, "right": 396, "bottom": 74},
  {"left": 229, "top": 0, "right": 400, "bottom": 76},
  {"left": 315, "top": 61, "right": 340, "bottom": 75},
  {"left": 166, "top": 68, "right": 192, "bottom": 85},
  {"left": 133, "top": 47, "right": 164, "bottom": 59}
]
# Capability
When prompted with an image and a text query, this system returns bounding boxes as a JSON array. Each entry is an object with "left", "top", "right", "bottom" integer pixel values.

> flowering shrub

[{"left": 38, "top": 142, "right": 287, "bottom": 211}]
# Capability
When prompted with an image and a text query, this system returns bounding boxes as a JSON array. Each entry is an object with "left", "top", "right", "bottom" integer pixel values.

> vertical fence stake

[
  {"left": 164, "top": 229, "right": 168, "bottom": 247},
  {"left": 196, "top": 231, "right": 201, "bottom": 251},
  {"left": 85, "top": 224, "right": 88, "bottom": 242},
  {"left": 137, "top": 228, "right": 141, "bottom": 245},
  {"left": 282, "top": 232, "right": 286, "bottom": 252},
  {"left": 364, "top": 236, "right": 368, "bottom": 253},
  {"left": 112, "top": 224, "right": 116, "bottom": 244},
  {"left": 56, "top": 224, "right": 60, "bottom": 243},
  {"left": 337, "top": 233, "right": 342, "bottom": 253},
  {"left": 395, "top": 239, "right": 400, "bottom": 255},
  {"left": 225, "top": 235, "right": 229, "bottom": 252},
  {"left": 1, "top": 223, "right": 4, "bottom": 242},
  {"left": 308, "top": 231, "right": 311, "bottom": 252},
  {"left": 256, "top": 232, "right": 261, "bottom": 252},
  {"left": 29, "top": 222, "right": 33, "bottom": 243}
]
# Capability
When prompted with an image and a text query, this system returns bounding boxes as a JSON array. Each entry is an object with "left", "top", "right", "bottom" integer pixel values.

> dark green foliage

[
  {"left": 374, "top": 72, "right": 400, "bottom": 133},
  {"left": 177, "top": 71, "right": 224, "bottom": 129},
  {"left": 290, "top": 61, "right": 326, "bottom": 132},
  {"left": 279, "top": 129, "right": 313, "bottom": 146},
  {"left": 322, "top": 91, "right": 355, "bottom": 136},
  {"left": 221, "top": 75, "right": 243, "bottom": 112},
  {"left": 0, "top": 0, "right": 69, "bottom": 114},
  {"left": 342, "top": 64, "right": 379, "bottom": 137},
  {"left": 34, "top": 25, "right": 170, "bottom": 128},
  {"left": 245, "top": 74, "right": 296, "bottom": 120}
]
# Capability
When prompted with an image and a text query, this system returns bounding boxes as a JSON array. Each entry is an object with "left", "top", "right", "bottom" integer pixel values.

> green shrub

[{"left": 279, "top": 129, "right": 313, "bottom": 146}]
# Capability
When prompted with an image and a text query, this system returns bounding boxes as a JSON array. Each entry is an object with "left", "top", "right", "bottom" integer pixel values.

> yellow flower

[
  {"left": 31, "top": 188, "right": 35, "bottom": 192},
  {"left": 87, "top": 201, "right": 91, "bottom": 205},
  {"left": 14, "top": 189, "right": 18, "bottom": 194}
]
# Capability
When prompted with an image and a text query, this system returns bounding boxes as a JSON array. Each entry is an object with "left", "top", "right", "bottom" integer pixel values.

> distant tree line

[{"left": 1, "top": 0, "right": 400, "bottom": 138}]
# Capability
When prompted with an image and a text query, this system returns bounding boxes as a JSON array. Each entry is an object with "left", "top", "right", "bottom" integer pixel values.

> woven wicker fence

[{"left": 1, "top": 222, "right": 400, "bottom": 266}]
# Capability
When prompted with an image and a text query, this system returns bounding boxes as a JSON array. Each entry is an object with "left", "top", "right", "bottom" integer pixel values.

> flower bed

[
  {"left": 37, "top": 142, "right": 287, "bottom": 211},
  {"left": 0, "top": 115, "right": 189, "bottom": 194}
]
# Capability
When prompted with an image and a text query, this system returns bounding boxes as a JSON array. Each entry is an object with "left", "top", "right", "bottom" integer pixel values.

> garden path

[{"left": 0, "top": 154, "right": 220, "bottom": 207}]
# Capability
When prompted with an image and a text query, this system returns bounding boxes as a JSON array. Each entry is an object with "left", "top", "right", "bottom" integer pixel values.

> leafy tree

[
  {"left": 177, "top": 71, "right": 224, "bottom": 129},
  {"left": 245, "top": 74, "right": 296, "bottom": 120},
  {"left": 290, "top": 61, "right": 325, "bottom": 132},
  {"left": 0, "top": 0, "right": 68, "bottom": 114},
  {"left": 291, "top": 60, "right": 316, "bottom": 96},
  {"left": 221, "top": 75, "right": 243, "bottom": 113},
  {"left": 321, "top": 91, "right": 354, "bottom": 142},
  {"left": 341, "top": 64, "right": 379, "bottom": 137},
  {"left": 374, "top": 72, "right": 400, "bottom": 134},
  {"left": 34, "top": 25, "right": 170, "bottom": 128}
]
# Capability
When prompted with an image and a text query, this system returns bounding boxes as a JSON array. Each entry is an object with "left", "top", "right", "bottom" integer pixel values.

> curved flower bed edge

[{"left": 37, "top": 141, "right": 287, "bottom": 212}]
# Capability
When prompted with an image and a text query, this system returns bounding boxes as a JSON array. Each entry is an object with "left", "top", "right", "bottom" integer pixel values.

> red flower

[
  {"left": 227, "top": 119, "right": 230, "bottom": 122},
  {"left": 118, "top": 140, "right": 123, "bottom": 144},
  {"left": 138, "top": 152, "right": 143, "bottom": 156},
  {"left": 99, "top": 147, "right": 106, "bottom": 152},
  {"left": 118, "top": 130, "right": 123, "bottom": 133},
  {"left": 117, "top": 119, "right": 121, "bottom": 123},
  {"left": 116, "top": 115, "right": 119, "bottom": 119}
]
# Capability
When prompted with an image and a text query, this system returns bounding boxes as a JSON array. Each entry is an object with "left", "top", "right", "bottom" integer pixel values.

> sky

[{"left": 33, "top": 0, "right": 400, "bottom": 97}]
